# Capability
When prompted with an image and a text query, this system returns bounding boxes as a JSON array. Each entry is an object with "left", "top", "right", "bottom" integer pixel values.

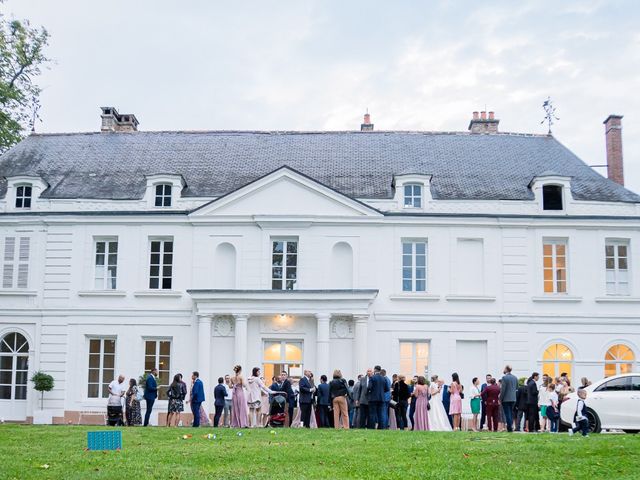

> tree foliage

[
  {"left": 31, "top": 370, "right": 55, "bottom": 410},
  {"left": 0, "top": 4, "right": 49, "bottom": 152}
]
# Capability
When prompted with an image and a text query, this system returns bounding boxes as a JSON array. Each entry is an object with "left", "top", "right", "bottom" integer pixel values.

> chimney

[
  {"left": 468, "top": 109, "right": 499, "bottom": 134},
  {"left": 361, "top": 111, "right": 374, "bottom": 131},
  {"left": 604, "top": 114, "right": 624, "bottom": 186},
  {"left": 100, "top": 106, "right": 139, "bottom": 132}
]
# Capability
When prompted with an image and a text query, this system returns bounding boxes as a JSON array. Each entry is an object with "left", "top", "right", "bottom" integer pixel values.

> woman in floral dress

[{"left": 125, "top": 378, "right": 142, "bottom": 426}]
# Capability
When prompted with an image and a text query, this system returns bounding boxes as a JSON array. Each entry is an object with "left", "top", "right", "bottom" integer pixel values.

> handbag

[
  {"left": 135, "top": 388, "right": 143, "bottom": 402},
  {"left": 389, "top": 399, "right": 397, "bottom": 409}
]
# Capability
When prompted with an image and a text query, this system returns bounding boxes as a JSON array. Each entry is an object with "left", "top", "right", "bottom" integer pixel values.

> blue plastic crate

[{"left": 87, "top": 430, "right": 122, "bottom": 451}]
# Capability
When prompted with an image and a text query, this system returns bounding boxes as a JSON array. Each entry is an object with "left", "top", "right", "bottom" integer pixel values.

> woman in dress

[
  {"left": 411, "top": 376, "right": 430, "bottom": 431},
  {"left": 259, "top": 377, "right": 271, "bottom": 427},
  {"left": 448, "top": 372, "right": 463, "bottom": 431},
  {"left": 230, "top": 365, "right": 249, "bottom": 428},
  {"left": 246, "top": 367, "right": 277, "bottom": 428},
  {"left": 166, "top": 374, "right": 183, "bottom": 427},
  {"left": 428, "top": 376, "right": 452, "bottom": 431},
  {"left": 469, "top": 377, "right": 481, "bottom": 431},
  {"left": 125, "top": 378, "right": 142, "bottom": 426}
]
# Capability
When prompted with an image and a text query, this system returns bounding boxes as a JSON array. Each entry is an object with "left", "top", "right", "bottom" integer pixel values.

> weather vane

[{"left": 541, "top": 97, "right": 559, "bottom": 134}]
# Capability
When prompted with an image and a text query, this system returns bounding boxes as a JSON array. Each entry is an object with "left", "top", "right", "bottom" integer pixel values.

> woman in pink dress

[
  {"left": 448, "top": 372, "right": 463, "bottom": 431},
  {"left": 411, "top": 376, "right": 430, "bottom": 431},
  {"left": 230, "top": 365, "right": 249, "bottom": 428}
]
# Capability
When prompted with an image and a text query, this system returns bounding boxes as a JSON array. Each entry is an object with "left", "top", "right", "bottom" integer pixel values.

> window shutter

[
  {"left": 17, "top": 237, "right": 30, "bottom": 288},
  {"left": 3, "top": 237, "right": 16, "bottom": 288}
]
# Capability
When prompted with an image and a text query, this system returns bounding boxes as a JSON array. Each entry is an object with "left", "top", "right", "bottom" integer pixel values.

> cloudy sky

[{"left": 6, "top": 0, "right": 640, "bottom": 192}]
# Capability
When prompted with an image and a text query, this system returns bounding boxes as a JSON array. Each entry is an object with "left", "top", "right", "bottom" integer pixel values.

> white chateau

[{"left": 1, "top": 108, "right": 639, "bottom": 424}]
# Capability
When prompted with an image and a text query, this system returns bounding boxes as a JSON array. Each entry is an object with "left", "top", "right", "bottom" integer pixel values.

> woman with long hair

[
  {"left": 166, "top": 374, "right": 183, "bottom": 427},
  {"left": 230, "top": 365, "right": 249, "bottom": 428},
  {"left": 448, "top": 372, "right": 463, "bottom": 431},
  {"left": 125, "top": 378, "right": 142, "bottom": 426},
  {"left": 411, "top": 376, "right": 430, "bottom": 431},
  {"left": 470, "top": 377, "right": 481, "bottom": 432},
  {"left": 246, "top": 367, "right": 276, "bottom": 428}
]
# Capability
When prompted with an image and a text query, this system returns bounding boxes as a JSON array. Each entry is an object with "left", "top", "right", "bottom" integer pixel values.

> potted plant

[{"left": 31, "top": 371, "right": 55, "bottom": 424}]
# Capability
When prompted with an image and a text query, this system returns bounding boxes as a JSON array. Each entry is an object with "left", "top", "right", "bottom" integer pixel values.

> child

[
  {"left": 568, "top": 389, "right": 589, "bottom": 437},
  {"left": 546, "top": 383, "right": 559, "bottom": 433}
]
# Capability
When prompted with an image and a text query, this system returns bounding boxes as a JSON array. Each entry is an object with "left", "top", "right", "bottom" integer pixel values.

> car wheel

[
  {"left": 586, "top": 408, "right": 601, "bottom": 434},
  {"left": 622, "top": 430, "right": 639, "bottom": 434}
]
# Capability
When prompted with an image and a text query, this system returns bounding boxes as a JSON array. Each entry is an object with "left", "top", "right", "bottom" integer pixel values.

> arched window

[
  {"left": 604, "top": 344, "right": 635, "bottom": 377},
  {"left": 213, "top": 243, "right": 236, "bottom": 289},
  {"left": 542, "top": 343, "right": 573, "bottom": 379},
  {"left": 0, "top": 332, "right": 29, "bottom": 400},
  {"left": 330, "top": 242, "right": 353, "bottom": 289}
]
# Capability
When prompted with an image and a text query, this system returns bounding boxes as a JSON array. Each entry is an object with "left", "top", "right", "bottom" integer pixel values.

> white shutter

[
  {"left": 17, "top": 237, "right": 30, "bottom": 288},
  {"left": 3, "top": 237, "right": 16, "bottom": 288}
]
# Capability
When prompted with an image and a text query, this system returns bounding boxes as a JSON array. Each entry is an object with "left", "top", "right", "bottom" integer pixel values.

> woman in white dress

[
  {"left": 428, "top": 376, "right": 452, "bottom": 431},
  {"left": 247, "top": 367, "right": 277, "bottom": 428}
]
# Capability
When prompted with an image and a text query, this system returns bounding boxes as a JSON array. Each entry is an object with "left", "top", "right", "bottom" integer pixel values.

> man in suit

[
  {"left": 481, "top": 378, "right": 501, "bottom": 431},
  {"left": 500, "top": 365, "right": 518, "bottom": 432},
  {"left": 316, "top": 374, "right": 331, "bottom": 427},
  {"left": 298, "top": 369, "right": 316, "bottom": 428},
  {"left": 479, "top": 373, "right": 492, "bottom": 430},
  {"left": 380, "top": 369, "right": 392, "bottom": 429},
  {"left": 190, "top": 371, "right": 205, "bottom": 427},
  {"left": 441, "top": 377, "right": 452, "bottom": 427},
  {"left": 279, "top": 371, "right": 296, "bottom": 427},
  {"left": 515, "top": 377, "right": 528, "bottom": 431},
  {"left": 367, "top": 365, "right": 388, "bottom": 429},
  {"left": 143, "top": 367, "right": 158, "bottom": 427},
  {"left": 357, "top": 370, "right": 371, "bottom": 428},
  {"left": 352, "top": 374, "right": 362, "bottom": 428},
  {"left": 213, "top": 377, "right": 227, "bottom": 427},
  {"left": 526, "top": 372, "right": 540, "bottom": 433}
]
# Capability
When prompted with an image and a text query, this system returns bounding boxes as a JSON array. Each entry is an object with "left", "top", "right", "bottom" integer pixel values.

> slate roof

[{"left": 0, "top": 130, "right": 638, "bottom": 203}]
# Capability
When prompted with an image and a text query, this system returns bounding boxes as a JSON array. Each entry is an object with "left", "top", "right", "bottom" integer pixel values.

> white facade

[{"left": 1, "top": 159, "right": 640, "bottom": 424}]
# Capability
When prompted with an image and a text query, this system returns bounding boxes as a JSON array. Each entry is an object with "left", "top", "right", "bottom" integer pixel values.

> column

[
  {"left": 197, "top": 315, "right": 213, "bottom": 391},
  {"left": 315, "top": 312, "right": 331, "bottom": 375},
  {"left": 233, "top": 314, "right": 249, "bottom": 369},
  {"left": 353, "top": 314, "right": 369, "bottom": 376}
]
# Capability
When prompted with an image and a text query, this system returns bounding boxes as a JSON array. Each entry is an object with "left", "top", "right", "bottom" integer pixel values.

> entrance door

[
  {"left": 455, "top": 340, "right": 488, "bottom": 414},
  {"left": 263, "top": 340, "right": 303, "bottom": 382},
  {"left": 0, "top": 332, "right": 30, "bottom": 421}
]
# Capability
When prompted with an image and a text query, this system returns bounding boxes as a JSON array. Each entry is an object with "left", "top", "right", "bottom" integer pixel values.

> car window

[
  {"left": 595, "top": 377, "right": 630, "bottom": 392},
  {"left": 631, "top": 377, "right": 640, "bottom": 391}
]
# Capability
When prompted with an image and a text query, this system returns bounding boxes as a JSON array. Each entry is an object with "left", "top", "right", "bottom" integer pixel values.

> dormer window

[
  {"left": 403, "top": 184, "right": 423, "bottom": 208},
  {"left": 15, "top": 185, "right": 32, "bottom": 209},
  {"left": 542, "top": 185, "right": 563, "bottom": 211},
  {"left": 154, "top": 184, "right": 172, "bottom": 207}
]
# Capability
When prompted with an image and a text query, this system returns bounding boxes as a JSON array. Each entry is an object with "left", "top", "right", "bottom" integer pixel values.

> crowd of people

[{"left": 104, "top": 364, "right": 591, "bottom": 436}]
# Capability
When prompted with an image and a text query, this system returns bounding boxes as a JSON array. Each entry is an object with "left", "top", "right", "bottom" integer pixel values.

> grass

[{"left": 0, "top": 425, "right": 638, "bottom": 479}]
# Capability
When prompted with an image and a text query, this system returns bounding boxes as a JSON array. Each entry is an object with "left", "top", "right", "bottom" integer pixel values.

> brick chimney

[
  {"left": 361, "top": 112, "right": 374, "bottom": 131},
  {"left": 604, "top": 114, "right": 624, "bottom": 186},
  {"left": 100, "top": 106, "right": 139, "bottom": 132},
  {"left": 468, "top": 110, "right": 499, "bottom": 134}
]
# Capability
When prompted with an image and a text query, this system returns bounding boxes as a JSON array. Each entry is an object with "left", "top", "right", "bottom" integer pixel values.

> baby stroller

[
  {"left": 269, "top": 393, "right": 287, "bottom": 428},
  {"left": 106, "top": 405, "right": 124, "bottom": 426}
]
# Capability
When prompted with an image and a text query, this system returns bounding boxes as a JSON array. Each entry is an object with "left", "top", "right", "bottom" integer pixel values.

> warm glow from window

[
  {"left": 604, "top": 344, "right": 635, "bottom": 377},
  {"left": 542, "top": 343, "right": 573, "bottom": 379}
]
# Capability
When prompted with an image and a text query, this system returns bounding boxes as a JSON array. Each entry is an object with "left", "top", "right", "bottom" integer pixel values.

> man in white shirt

[
  {"left": 107, "top": 375, "right": 126, "bottom": 426},
  {"left": 222, "top": 374, "right": 233, "bottom": 427}
]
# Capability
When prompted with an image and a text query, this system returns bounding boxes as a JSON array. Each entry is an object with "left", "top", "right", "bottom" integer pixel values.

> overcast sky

[{"left": 6, "top": 0, "right": 640, "bottom": 192}]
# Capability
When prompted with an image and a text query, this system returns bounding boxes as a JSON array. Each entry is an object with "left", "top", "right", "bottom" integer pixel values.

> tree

[
  {"left": 30, "top": 370, "right": 54, "bottom": 410},
  {"left": 0, "top": 2, "right": 49, "bottom": 152}
]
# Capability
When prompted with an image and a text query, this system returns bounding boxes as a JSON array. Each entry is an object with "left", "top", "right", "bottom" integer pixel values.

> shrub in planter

[{"left": 31, "top": 371, "right": 55, "bottom": 410}]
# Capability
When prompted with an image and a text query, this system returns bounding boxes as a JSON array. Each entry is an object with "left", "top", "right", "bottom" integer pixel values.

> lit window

[
  {"left": 399, "top": 341, "right": 429, "bottom": 377},
  {"left": 15, "top": 185, "right": 32, "bottom": 209},
  {"left": 87, "top": 338, "right": 115, "bottom": 399},
  {"left": 403, "top": 184, "right": 422, "bottom": 208},
  {"left": 542, "top": 185, "right": 563, "bottom": 210},
  {"left": 604, "top": 344, "right": 635, "bottom": 377},
  {"left": 272, "top": 240, "right": 297, "bottom": 290},
  {"left": 543, "top": 240, "right": 567, "bottom": 293},
  {"left": 154, "top": 184, "right": 172, "bottom": 207},
  {"left": 262, "top": 340, "right": 303, "bottom": 380},
  {"left": 149, "top": 239, "right": 173, "bottom": 289},
  {"left": 94, "top": 239, "right": 118, "bottom": 289},
  {"left": 144, "top": 340, "right": 171, "bottom": 400},
  {"left": 402, "top": 241, "right": 427, "bottom": 292},
  {"left": 2, "top": 236, "right": 30, "bottom": 289},
  {"left": 542, "top": 343, "right": 573, "bottom": 379},
  {"left": 605, "top": 241, "right": 630, "bottom": 295}
]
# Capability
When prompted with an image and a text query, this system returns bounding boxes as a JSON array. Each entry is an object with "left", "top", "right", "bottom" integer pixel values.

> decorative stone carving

[
  {"left": 330, "top": 317, "right": 354, "bottom": 339},
  {"left": 213, "top": 316, "right": 234, "bottom": 337},
  {"left": 260, "top": 315, "right": 299, "bottom": 333}
]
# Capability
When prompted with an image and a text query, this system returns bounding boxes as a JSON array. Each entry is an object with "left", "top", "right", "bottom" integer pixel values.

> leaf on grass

[{"left": 463, "top": 453, "right": 470, "bottom": 459}]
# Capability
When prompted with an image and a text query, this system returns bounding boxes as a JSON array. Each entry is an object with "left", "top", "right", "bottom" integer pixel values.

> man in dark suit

[
  {"left": 357, "top": 370, "right": 371, "bottom": 428},
  {"left": 190, "top": 371, "right": 205, "bottom": 427},
  {"left": 279, "top": 371, "right": 296, "bottom": 427},
  {"left": 367, "top": 365, "right": 388, "bottom": 429},
  {"left": 500, "top": 365, "right": 518, "bottom": 432},
  {"left": 441, "top": 377, "right": 452, "bottom": 427},
  {"left": 526, "top": 372, "right": 540, "bottom": 433},
  {"left": 479, "top": 373, "right": 492, "bottom": 430},
  {"left": 213, "top": 377, "right": 227, "bottom": 427},
  {"left": 298, "top": 369, "right": 316, "bottom": 428},
  {"left": 316, "top": 374, "right": 331, "bottom": 427},
  {"left": 515, "top": 377, "right": 528, "bottom": 431},
  {"left": 143, "top": 367, "right": 158, "bottom": 427}
]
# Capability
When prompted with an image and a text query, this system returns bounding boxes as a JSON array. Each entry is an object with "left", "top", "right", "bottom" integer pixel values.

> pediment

[{"left": 190, "top": 167, "right": 381, "bottom": 217}]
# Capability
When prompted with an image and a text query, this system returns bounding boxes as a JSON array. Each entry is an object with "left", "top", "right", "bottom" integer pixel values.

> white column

[
  {"left": 315, "top": 313, "right": 331, "bottom": 376},
  {"left": 198, "top": 315, "right": 213, "bottom": 391},
  {"left": 353, "top": 314, "right": 369, "bottom": 376},
  {"left": 233, "top": 314, "right": 249, "bottom": 369}
]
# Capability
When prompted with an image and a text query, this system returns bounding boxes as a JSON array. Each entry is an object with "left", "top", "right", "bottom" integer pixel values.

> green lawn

[{"left": 0, "top": 425, "right": 638, "bottom": 479}]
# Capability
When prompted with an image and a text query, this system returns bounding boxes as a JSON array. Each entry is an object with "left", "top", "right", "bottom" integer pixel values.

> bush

[{"left": 30, "top": 371, "right": 54, "bottom": 409}]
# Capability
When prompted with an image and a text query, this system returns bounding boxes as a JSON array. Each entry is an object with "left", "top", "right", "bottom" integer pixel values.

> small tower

[{"left": 360, "top": 111, "right": 374, "bottom": 131}]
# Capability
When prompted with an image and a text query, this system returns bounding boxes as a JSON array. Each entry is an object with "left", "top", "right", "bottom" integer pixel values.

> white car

[{"left": 560, "top": 373, "right": 640, "bottom": 434}]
